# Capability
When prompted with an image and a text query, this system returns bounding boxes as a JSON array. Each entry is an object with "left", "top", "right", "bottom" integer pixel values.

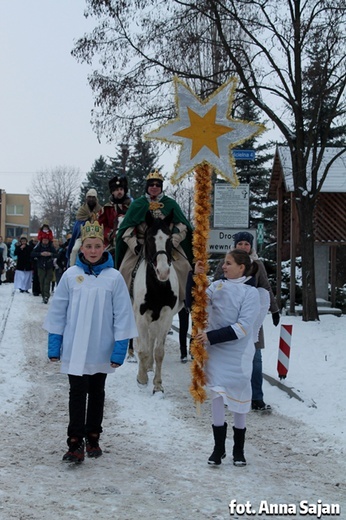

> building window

[
  {"left": 6, "top": 204, "right": 24, "bottom": 216},
  {"left": 7, "top": 227, "right": 24, "bottom": 238}
]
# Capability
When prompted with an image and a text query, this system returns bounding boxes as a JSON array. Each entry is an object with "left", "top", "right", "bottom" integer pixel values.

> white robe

[
  {"left": 14, "top": 270, "right": 32, "bottom": 291},
  {"left": 205, "top": 278, "right": 266, "bottom": 414},
  {"left": 43, "top": 265, "right": 138, "bottom": 376}
]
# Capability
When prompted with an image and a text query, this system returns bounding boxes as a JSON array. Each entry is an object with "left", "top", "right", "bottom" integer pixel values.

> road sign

[
  {"left": 232, "top": 149, "right": 256, "bottom": 160},
  {"left": 208, "top": 228, "right": 257, "bottom": 253}
]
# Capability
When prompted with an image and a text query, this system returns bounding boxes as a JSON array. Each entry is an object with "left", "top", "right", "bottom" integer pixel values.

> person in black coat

[
  {"left": 31, "top": 236, "right": 57, "bottom": 303},
  {"left": 29, "top": 238, "right": 41, "bottom": 296},
  {"left": 55, "top": 236, "right": 70, "bottom": 285},
  {"left": 13, "top": 236, "right": 34, "bottom": 293}
]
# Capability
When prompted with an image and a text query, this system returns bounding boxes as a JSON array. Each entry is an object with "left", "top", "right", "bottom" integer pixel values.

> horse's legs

[
  {"left": 147, "top": 342, "right": 154, "bottom": 372},
  {"left": 136, "top": 335, "right": 149, "bottom": 387},
  {"left": 152, "top": 337, "right": 165, "bottom": 393}
]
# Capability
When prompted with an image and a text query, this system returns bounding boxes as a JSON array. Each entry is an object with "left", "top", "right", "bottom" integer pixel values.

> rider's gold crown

[
  {"left": 146, "top": 169, "right": 164, "bottom": 182},
  {"left": 81, "top": 220, "right": 104, "bottom": 242}
]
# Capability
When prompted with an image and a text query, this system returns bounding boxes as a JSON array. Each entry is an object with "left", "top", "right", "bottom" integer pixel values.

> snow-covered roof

[{"left": 277, "top": 146, "right": 346, "bottom": 192}]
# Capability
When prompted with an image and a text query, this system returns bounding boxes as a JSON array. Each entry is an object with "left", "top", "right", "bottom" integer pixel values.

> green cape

[{"left": 115, "top": 195, "right": 193, "bottom": 268}]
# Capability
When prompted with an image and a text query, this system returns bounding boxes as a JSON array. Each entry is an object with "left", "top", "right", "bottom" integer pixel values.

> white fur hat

[{"left": 86, "top": 188, "right": 97, "bottom": 197}]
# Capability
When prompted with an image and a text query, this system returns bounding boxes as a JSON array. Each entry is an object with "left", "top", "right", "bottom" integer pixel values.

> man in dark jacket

[{"left": 31, "top": 236, "right": 57, "bottom": 303}]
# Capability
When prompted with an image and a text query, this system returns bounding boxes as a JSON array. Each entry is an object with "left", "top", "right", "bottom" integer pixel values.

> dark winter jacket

[
  {"left": 56, "top": 241, "right": 69, "bottom": 271},
  {"left": 31, "top": 242, "right": 57, "bottom": 271},
  {"left": 15, "top": 243, "right": 34, "bottom": 271}
]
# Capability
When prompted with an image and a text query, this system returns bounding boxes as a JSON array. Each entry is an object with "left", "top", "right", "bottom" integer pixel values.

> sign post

[
  {"left": 277, "top": 325, "right": 293, "bottom": 380},
  {"left": 257, "top": 223, "right": 264, "bottom": 251}
]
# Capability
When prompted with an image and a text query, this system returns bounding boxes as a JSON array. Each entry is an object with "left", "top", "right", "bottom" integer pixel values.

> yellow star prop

[
  {"left": 145, "top": 76, "right": 265, "bottom": 184},
  {"left": 145, "top": 77, "right": 266, "bottom": 407},
  {"left": 174, "top": 105, "right": 234, "bottom": 159}
]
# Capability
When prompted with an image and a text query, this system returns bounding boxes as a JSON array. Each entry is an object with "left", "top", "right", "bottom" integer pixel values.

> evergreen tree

[
  {"left": 81, "top": 156, "right": 111, "bottom": 206},
  {"left": 303, "top": 45, "right": 346, "bottom": 147},
  {"left": 126, "top": 133, "right": 160, "bottom": 199},
  {"left": 235, "top": 100, "right": 274, "bottom": 229},
  {"left": 108, "top": 143, "right": 130, "bottom": 180}
]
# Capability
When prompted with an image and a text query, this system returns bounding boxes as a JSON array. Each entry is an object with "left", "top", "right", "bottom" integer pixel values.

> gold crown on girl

[
  {"left": 146, "top": 169, "right": 164, "bottom": 181},
  {"left": 81, "top": 220, "right": 104, "bottom": 242}
]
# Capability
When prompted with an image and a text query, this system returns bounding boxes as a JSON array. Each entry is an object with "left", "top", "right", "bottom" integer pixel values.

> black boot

[
  {"left": 85, "top": 433, "right": 102, "bottom": 458},
  {"left": 62, "top": 437, "right": 85, "bottom": 463},
  {"left": 208, "top": 423, "right": 227, "bottom": 465},
  {"left": 232, "top": 427, "right": 246, "bottom": 466}
]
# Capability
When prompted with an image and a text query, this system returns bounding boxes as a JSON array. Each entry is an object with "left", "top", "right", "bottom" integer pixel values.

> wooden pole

[{"left": 189, "top": 163, "right": 212, "bottom": 405}]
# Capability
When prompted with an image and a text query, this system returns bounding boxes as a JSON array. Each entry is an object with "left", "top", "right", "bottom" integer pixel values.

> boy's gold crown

[
  {"left": 146, "top": 169, "right": 164, "bottom": 181},
  {"left": 81, "top": 220, "right": 104, "bottom": 242}
]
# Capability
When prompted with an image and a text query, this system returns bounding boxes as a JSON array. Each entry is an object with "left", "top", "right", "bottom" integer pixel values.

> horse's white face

[{"left": 153, "top": 229, "right": 171, "bottom": 282}]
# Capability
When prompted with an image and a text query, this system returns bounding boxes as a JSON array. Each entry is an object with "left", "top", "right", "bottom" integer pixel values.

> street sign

[
  {"left": 232, "top": 149, "right": 256, "bottom": 160},
  {"left": 208, "top": 228, "right": 257, "bottom": 253}
]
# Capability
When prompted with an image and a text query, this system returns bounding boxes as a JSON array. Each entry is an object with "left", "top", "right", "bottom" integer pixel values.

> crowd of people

[
  {"left": 1, "top": 170, "right": 280, "bottom": 466},
  {"left": 1, "top": 225, "right": 70, "bottom": 304}
]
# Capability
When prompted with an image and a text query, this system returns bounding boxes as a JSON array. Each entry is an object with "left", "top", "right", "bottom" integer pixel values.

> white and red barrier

[{"left": 277, "top": 324, "right": 293, "bottom": 380}]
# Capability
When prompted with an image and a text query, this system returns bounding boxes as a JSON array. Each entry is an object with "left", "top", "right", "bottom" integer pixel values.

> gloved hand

[
  {"left": 171, "top": 233, "right": 181, "bottom": 248},
  {"left": 272, "top": 311, "right": 280, "bottom": 326},
  {"left": 110, "top": 339, "right": 129, "bottom": 366},
  {"left": 48, "top": 333, "right": 63, "bottom": 359}
]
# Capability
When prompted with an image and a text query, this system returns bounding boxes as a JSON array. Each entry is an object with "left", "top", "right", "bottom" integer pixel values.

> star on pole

[{"left": 145, "top": 76, "right": 265, "bottom": 184}]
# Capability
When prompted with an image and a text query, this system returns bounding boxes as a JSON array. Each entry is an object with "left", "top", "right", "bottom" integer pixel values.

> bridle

[{"left": 148, "top": 249, "right": 172, "bottom": 269}]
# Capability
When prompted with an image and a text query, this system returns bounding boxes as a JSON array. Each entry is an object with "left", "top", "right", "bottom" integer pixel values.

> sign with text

[
  {"left": 208, "top": 228, "right": 257, "bottom": 253},
  {"left": 232, "top": 149, "right": 256, "bottom": 160},
  {"left": 213, "top": 183, "right": 249, "bottom": 228}
]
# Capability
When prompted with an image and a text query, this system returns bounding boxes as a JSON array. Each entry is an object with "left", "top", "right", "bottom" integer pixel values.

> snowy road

[{"left": 0, "top": 286, "right": 345, "bottom": 519}]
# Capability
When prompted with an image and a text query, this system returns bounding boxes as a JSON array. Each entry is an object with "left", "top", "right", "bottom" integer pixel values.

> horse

[{"left": 132, "top": 209, "right": 180, "bottom": 394}]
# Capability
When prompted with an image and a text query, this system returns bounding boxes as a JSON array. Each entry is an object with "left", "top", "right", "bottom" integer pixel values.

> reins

[{"left": 149, "top": 249, "right": 172, "bottom": 268}]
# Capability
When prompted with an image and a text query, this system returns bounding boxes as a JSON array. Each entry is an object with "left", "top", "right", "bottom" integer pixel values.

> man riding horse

[
  {"left": 115, "top": 170, "right": 193, "bottom": 304},
  {"left": 98, "top": 175, "right": 132, "bottom": 262}
]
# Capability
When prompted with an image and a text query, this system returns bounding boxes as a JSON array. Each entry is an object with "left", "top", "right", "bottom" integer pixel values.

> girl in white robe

[
  {"left": 195, "top": 249, "right": 269, "bottom": 466},
  {"left": 44, "top": 220, "right": 138, "bottom": 463}
]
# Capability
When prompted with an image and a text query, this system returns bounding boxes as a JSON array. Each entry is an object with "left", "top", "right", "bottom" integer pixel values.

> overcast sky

[
  {"left": 0, "top": 0, "right": 120, "bottom": 195},
  {"left": 0, "top": 1, "right": 281, "bottom": 199}
]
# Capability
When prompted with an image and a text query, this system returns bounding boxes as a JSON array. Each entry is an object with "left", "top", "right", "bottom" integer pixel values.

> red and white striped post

[{"left": 277, "top": 324, "right": 293, "bottom": 380}]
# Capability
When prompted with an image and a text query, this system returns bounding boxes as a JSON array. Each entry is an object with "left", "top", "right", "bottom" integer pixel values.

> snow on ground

[{"left": 0, "top": 283, "right": 345, "bottom": 519}]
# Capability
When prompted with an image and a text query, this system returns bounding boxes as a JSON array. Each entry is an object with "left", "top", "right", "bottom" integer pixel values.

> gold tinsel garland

[{"left": 189, "top": 162, "right": 212, "bottom": 405}]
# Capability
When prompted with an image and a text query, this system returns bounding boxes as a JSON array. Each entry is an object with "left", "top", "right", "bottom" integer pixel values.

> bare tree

[
  {"left": 72, "top": 0, "right": 346, "bottom": 320},
  {"left": 30, "top": 166, "right": 81, "bottom": 239}
]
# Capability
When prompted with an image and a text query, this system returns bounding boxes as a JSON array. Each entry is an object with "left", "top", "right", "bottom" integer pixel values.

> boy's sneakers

[
  {"left": 251, "top": 400, "right": 272, "bottom": 412},
  {"left": 85, "top": 434, "right": 102, "bottom": 458},
  {"left": 62, "top": 438, "right": 85, "bottom": 463}
]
